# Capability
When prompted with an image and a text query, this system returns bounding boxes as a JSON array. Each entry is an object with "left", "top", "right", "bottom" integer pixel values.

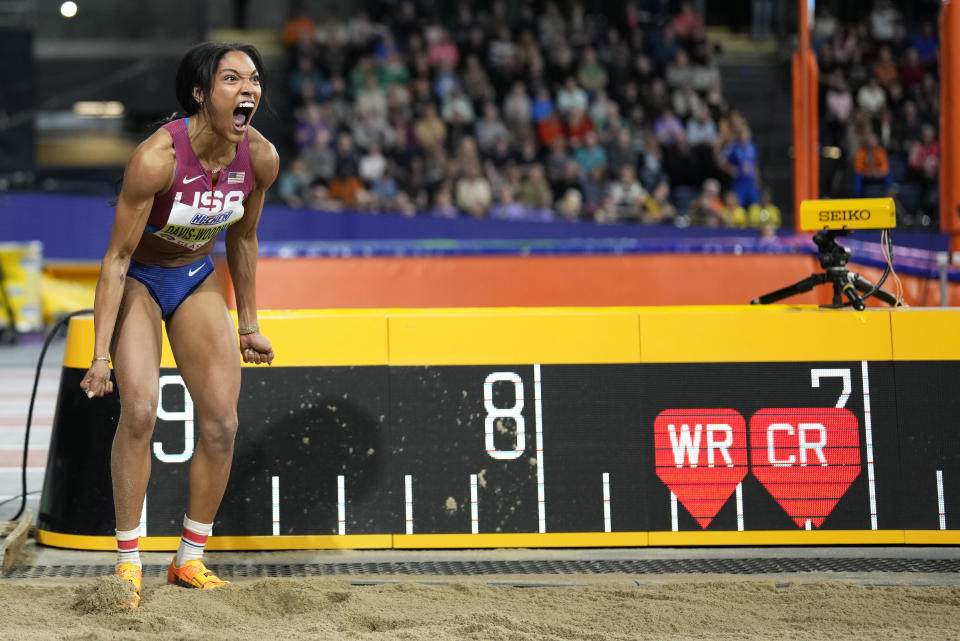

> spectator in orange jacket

[
  {"left": 853, "top": 132, "right": 892, "bottom": 196},
  {"left": 282, "top": 8, "right": 316, "bottom": 48}
]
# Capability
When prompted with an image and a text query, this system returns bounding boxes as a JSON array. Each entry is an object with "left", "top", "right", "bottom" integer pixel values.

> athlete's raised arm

[
  {"left": 225, "top": 127, "right": 278, "bottom": 365},
  {"left": 80, "top": 131, "right": 175, "bottom": 398}
]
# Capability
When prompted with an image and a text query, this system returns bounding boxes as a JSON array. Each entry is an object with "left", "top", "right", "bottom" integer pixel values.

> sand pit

[{"left": 1, "top": 573, "right": 959, "bottom": 641}]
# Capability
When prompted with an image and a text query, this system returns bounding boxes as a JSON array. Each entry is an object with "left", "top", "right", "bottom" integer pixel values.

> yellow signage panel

[
  {"left": 0, "top": 242, "right": 43, "bottom": 332},
  {"left": 798, "top": 198, "right": 896, "bottom": 231}
]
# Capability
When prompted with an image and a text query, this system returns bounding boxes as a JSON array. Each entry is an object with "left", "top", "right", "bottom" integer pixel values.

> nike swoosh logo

[
  {"left": 183, "top": 175, "right": 203, "bottom": 184},
  {"left": 188, "top": 265, "right": 204, "bottom": 277}
]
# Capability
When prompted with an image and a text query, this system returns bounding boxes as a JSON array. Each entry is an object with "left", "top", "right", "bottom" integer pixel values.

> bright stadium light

[{"left": 60, "top": 1, "right": 78, "bottom": 18}]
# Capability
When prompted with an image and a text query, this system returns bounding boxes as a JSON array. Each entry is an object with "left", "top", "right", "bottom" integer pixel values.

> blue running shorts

[{"left": 127, "top": 255, "right": 214, "bottom": 320}]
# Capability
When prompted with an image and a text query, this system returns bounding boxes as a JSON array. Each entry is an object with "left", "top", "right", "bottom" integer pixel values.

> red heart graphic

[
  {"left": 654, "top": 409, "right": 748, "bottom": 529},
  {"left": 749, "top": 407, "right": 861, "bottom": 529}
]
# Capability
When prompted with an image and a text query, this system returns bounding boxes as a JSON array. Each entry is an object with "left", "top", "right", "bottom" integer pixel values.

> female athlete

[{"left": 79, "top": 41, "right": 278, "bottom": 608}]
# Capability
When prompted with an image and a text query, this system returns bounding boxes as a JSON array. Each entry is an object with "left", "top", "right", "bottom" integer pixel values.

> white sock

[
  {"left": 116, "top": 527, "right": 141, "bottom": 569},
  {"left": 175, "top": 515, "right": 213, "bottom": 567}
]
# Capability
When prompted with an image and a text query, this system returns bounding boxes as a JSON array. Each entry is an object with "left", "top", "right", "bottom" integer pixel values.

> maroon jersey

[{"left": 144, "top": 118, "right": 254, "bottom": 251}]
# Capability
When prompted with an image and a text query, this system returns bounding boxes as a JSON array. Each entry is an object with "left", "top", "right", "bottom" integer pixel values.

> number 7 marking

[{"left": 810, "top": 368, "right": 851, "bottom": 408}]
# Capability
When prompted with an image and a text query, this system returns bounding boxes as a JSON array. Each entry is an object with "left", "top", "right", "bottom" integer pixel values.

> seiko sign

[
  {"left": 799, "top": 197, "right": 895, "bottom": 230},
  {"left": 818, "top": 209, "right": 872, "bottom": 222}
]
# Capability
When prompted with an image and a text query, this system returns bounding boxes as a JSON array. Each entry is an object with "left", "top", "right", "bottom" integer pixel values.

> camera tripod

[{"left": 751, "top": 229, "right": 901, "bottom": 311}]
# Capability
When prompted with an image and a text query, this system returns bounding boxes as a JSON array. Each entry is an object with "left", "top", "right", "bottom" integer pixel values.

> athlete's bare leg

[
  {"left": 110, "top": 278, "right": 163, "bottom": 532},
  {"left": 165, "top": 275, "right": 242, "bottom": 524}
]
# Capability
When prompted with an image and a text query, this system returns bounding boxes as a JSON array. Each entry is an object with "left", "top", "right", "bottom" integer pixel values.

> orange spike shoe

[
  {"left": 115, "top": 563, "right": 142, "bottom": 609},
  {"left": 167, "top": 559, "right": 229, "bottom": 589}
]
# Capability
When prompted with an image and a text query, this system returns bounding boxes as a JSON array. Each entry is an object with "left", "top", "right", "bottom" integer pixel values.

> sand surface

[{"left": 2, "top": 573, "right": 959, "bottom": 641}]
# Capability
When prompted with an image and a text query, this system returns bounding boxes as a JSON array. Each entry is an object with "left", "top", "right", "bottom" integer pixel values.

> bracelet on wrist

[
  {"left": 92, "top": 356, "right": 110, "bottom": 364},
  {"left": 237, "top": 323, "right": 259, "bottom": 336}
]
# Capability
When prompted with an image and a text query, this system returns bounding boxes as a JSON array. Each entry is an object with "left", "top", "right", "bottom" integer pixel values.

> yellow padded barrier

[
  {"left": 62, "top": 306, "right": 960, "bottom": 367},
  {"left": 639, "top": 305, "right": 894, "bottom": 363},
  {"left": 64, "top": 310, "right": 389, "bottom": 368},
  {"left": 386, "top": 307, "right": 641, "bottom": 365},
  {"left": 890, "top": 308, "right": 960, "bottom": 360}
]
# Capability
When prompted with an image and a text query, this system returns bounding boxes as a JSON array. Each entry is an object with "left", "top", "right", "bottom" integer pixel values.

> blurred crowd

[
  {"left": 815, "top": 0, "right": 940, "bottom": 226},
  {"left": 274, "top": 1, "right": 781, "bottom": 232}
]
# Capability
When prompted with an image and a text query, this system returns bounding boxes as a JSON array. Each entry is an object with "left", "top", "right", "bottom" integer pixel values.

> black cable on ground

[{"left": 11, "top": 309, "right": 93, "bottom": 522}]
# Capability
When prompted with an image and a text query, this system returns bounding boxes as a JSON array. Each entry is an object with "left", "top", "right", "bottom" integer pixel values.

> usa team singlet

[
  {"left": 145, "top": 117, "right": 254, "bottom": 250},
  {"left": 128, "top": 118, "right": 255, "bottom": 320}
]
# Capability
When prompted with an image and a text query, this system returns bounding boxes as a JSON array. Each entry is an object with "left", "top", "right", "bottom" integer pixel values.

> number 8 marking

[{"left": 484, "top": 372, "right": 525, "bottom": 460}]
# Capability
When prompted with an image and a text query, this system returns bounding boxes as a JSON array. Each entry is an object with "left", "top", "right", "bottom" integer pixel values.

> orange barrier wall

[
  {"left": 221, "top": 254, "right": 960, "bottom": 309},
  {"left": 228, "top": 254, "right": 821, "bottom": 309},
  {"left": 854, "top": 263, "right": 960, "bottom": 307}
]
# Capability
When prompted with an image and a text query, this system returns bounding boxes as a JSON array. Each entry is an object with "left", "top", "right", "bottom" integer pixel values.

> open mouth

[{"left": 232, "top": 101, "right": 255, "bottom": 130}]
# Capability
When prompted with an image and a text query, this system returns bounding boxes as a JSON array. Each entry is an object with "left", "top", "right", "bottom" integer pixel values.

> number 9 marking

[{"left": 153, "top": 375, "right": 195, "bottom": 463}]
